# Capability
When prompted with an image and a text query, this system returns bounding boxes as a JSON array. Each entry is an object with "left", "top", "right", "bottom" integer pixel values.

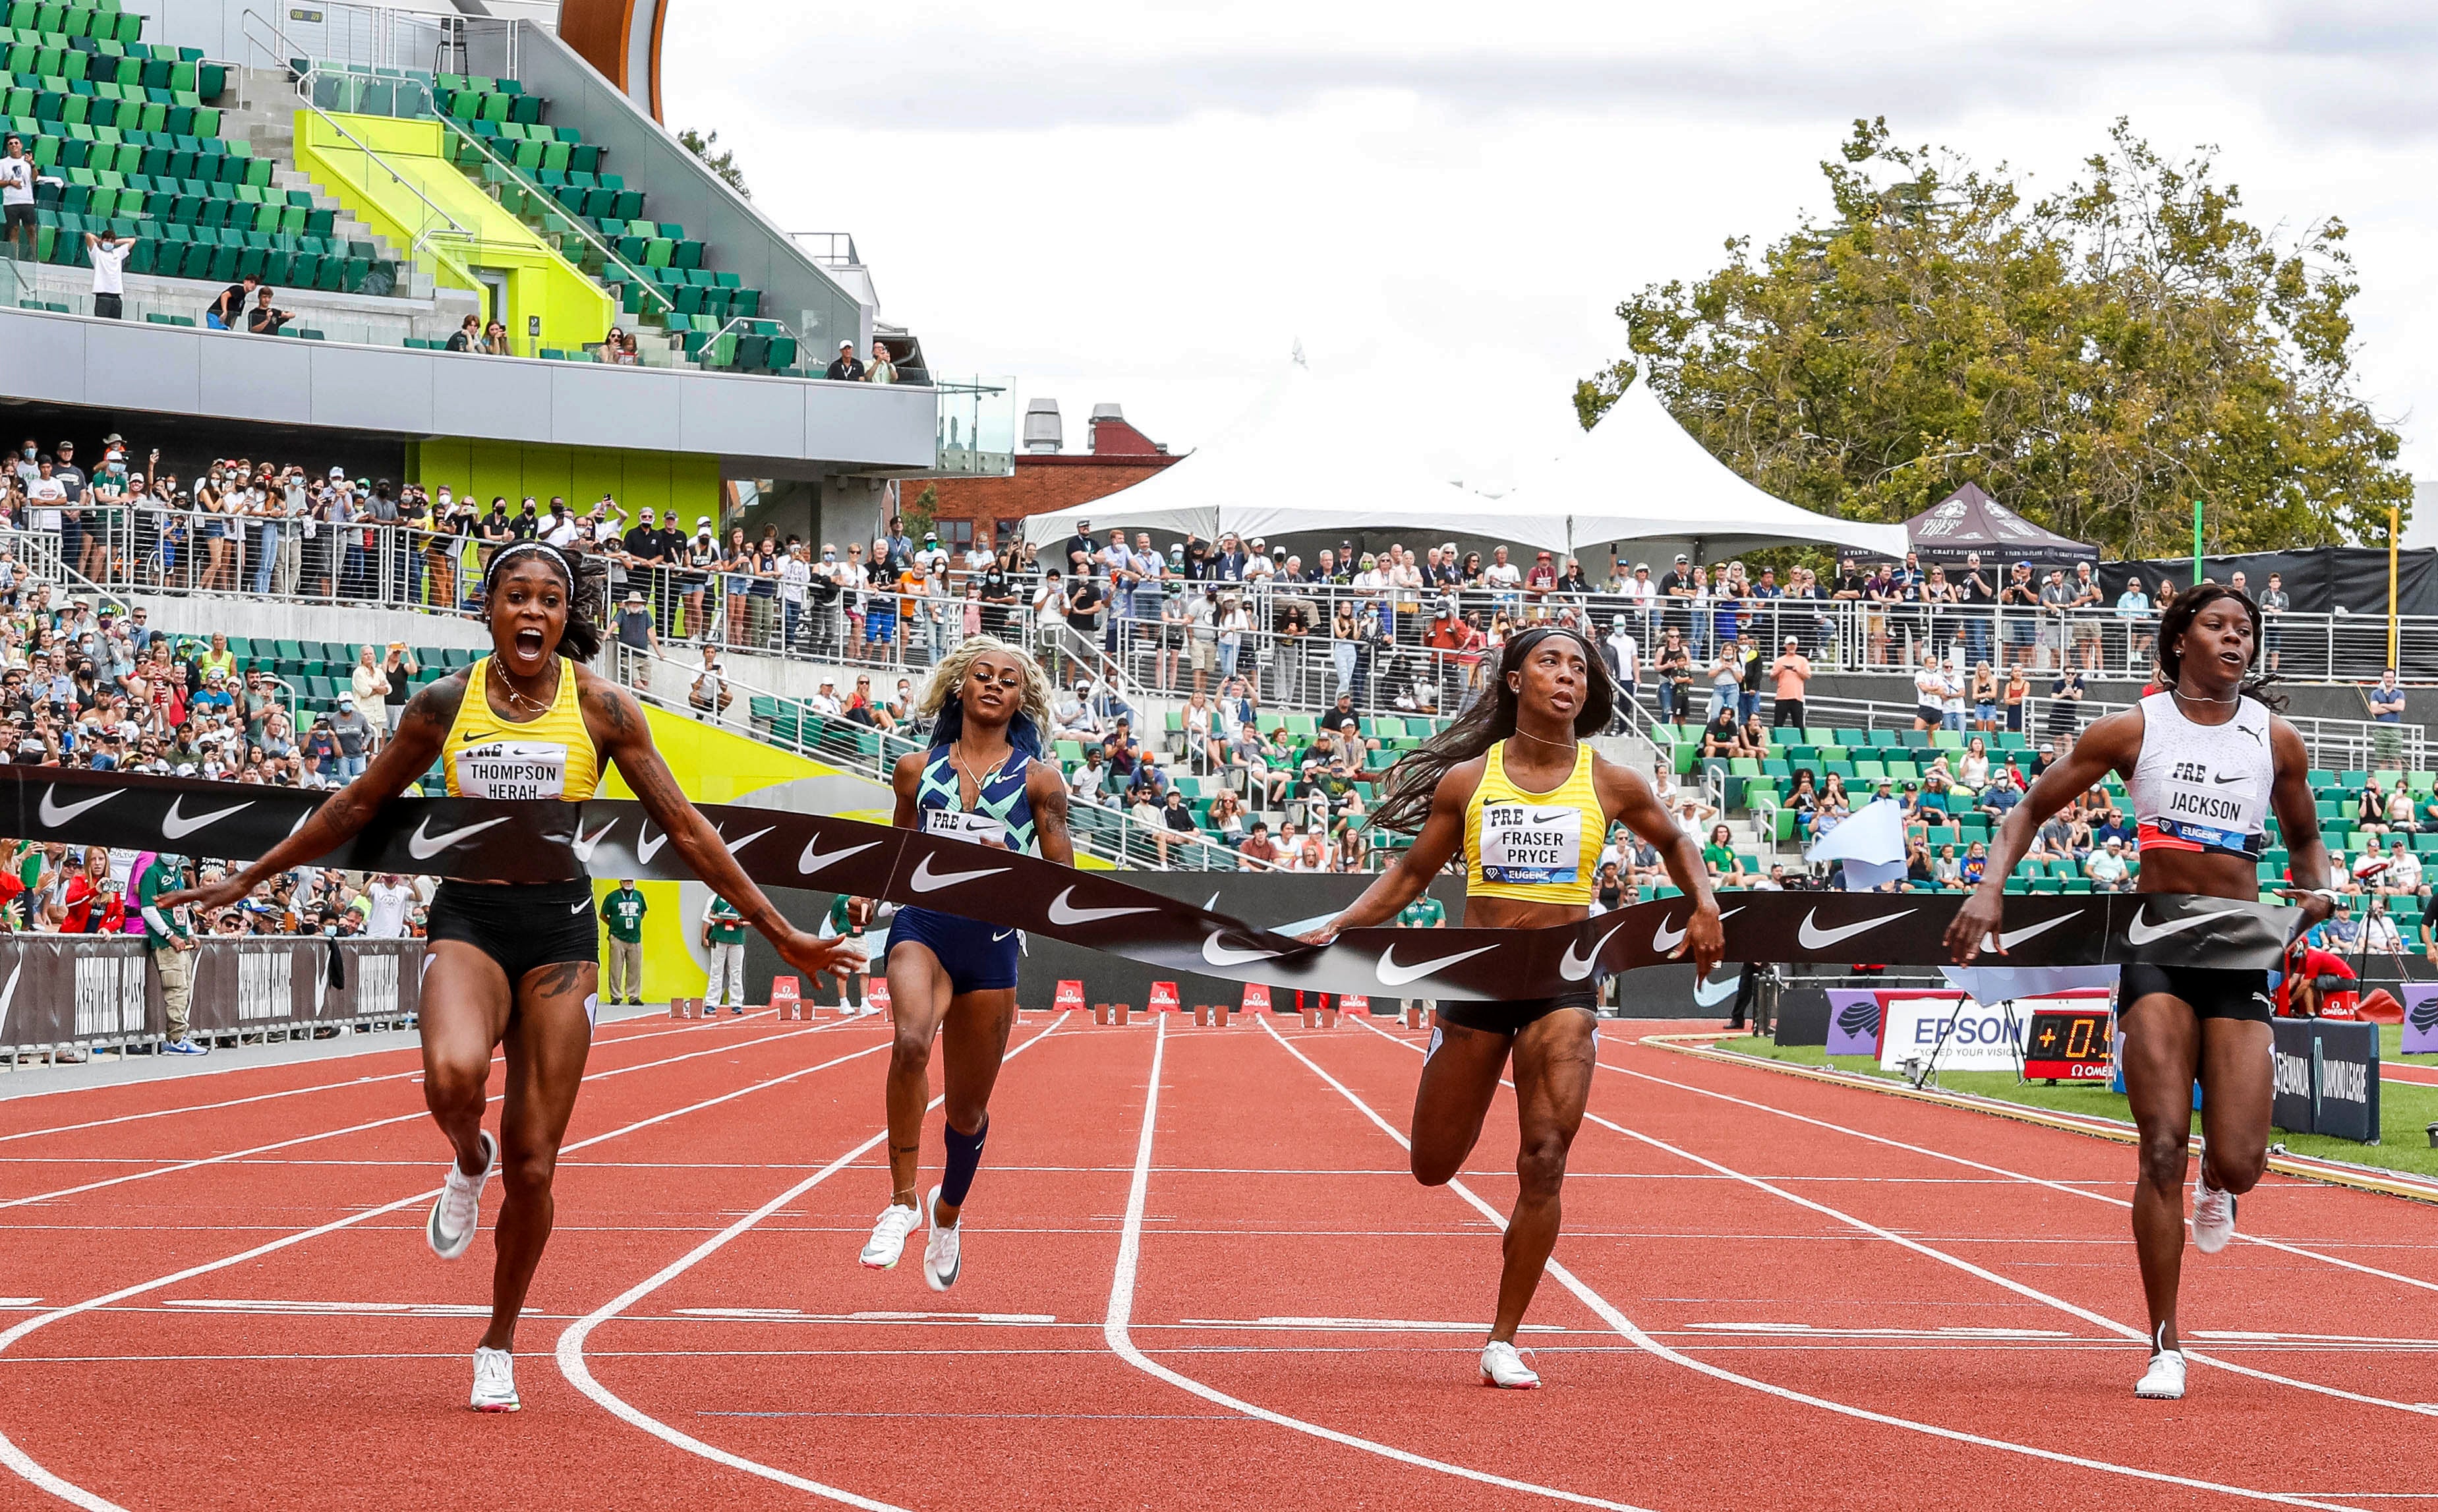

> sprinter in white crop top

[{"left": 1942, "top": 584, "right": 2333, "bottom": 1403}]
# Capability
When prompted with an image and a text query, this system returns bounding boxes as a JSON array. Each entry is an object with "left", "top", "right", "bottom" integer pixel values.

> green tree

[
  {"left": 902, "top": 483, "right": 940, "bottom": 543},
  {"left": 1579, "top": 118, "right": 2408, "bottom": 559},
  {"left": 678, "top": 128, "right": 750, "bottom": 200}
]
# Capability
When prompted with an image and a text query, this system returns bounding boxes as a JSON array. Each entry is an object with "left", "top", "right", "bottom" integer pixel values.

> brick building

[{"left": 919, "top": 401, "right": 1179, "bottom": 555}]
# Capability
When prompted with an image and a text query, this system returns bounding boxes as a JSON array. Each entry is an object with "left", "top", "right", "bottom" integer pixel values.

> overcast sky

[{"left": 665, "top": 0, "right": 2438, "bottom": 513}]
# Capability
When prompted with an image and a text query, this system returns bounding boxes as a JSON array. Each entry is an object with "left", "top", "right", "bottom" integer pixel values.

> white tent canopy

[
  {"left": 1021, "top": 356, "right": 1909, "bottom": 564},
  {"left": 1020, "top": 357, "right": 1513, "bottom": 551},
  {"left": 1494, "top": 376, "right": 1909, "bottom": 561}
]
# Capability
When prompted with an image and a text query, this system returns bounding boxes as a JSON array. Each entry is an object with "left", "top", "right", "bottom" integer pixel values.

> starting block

[
  {"left": 1094, "top": 1003, "right": 1132, "bottom": 1026},
  {"left": 1405, "top": 1004, "right": 1426, "bottom": 1029},
  {"left": 670, "top": 997, "right": 704, "bottom": 1020},
  {"left": 867, "top": 979, "right": 893, "bottom": 1022},
  {"left": 770, "top": 977, "right": 803, "bottom": 1020}
]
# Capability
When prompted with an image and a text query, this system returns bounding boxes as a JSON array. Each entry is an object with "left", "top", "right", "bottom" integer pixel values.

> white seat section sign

[{"left": 1875, "top": 995, "right": 2054, "bottom": 1072}]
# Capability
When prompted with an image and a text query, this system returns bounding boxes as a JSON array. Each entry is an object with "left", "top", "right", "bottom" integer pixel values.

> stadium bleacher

[{"left": 6, "top": 2, "right": 399, "bottom": 295}]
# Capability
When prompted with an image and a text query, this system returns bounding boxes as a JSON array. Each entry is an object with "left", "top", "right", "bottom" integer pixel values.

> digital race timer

[{"left": 2022, "top": 1006, "right": 2114, "bottom": 1081}]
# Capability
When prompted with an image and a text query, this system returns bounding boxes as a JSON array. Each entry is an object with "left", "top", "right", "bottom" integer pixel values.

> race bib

[
  {"left": 924, "top": 809, "right": 1007, "bottom": 848},
  {"left": 1478, "top": 801, "right": 1582, "bottom": 886},
  {"left": 451, "top": 740, "right": 568, "bottom": 800}
]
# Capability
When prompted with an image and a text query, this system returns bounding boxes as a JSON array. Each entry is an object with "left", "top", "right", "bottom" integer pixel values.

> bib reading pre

[
  {"left": 1463, "top": 740, "right": 1602, "bottom": 906},
  {"left": 441, "top": 656, "right": 600, "bottom": 803},
  {"left": 923, "top": 808, "right": 1009, "bottom": 848}
]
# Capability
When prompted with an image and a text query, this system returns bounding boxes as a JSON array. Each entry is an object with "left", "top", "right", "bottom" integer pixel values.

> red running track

[{"left": 0, "top": 1009, "right": 2431, "bottom": 1511}]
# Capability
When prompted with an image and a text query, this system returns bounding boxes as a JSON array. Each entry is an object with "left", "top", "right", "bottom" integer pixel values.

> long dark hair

[
  {"left": 1370, "top": 625, "right": 1613, "bottom": 834},
  {"left": 2156, "top": 583, "right": 2280, "bottom": 711},
  {"left": 480, "top": 542, "right": 603, "bottom": 661}
]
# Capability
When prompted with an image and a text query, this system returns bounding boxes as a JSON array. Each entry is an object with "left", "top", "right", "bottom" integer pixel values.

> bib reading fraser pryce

[
  {"left": 441, "top": 656, "right": 600, "bottom": 803},
  {"left": 1463, "top": 739, "right": 1602, "bottom": 906}
]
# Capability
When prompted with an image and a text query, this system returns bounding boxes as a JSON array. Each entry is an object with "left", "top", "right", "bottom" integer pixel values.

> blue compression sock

[{"left": 941, "top": 1115, "right": 989, "bottom": 1208}]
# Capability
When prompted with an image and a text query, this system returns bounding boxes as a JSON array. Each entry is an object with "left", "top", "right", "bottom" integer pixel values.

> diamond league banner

[{"left": 0, "top": 768, "right": 2300, "bottom": 1001}]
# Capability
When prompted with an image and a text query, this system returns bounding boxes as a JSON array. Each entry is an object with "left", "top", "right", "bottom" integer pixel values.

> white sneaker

[
  {"left": 2191, "top": 1178, "right": 2236, "bottom": 1255},
  {"left": 427, "top": 1130, "right": 496, "bottom": 1262},
  {"left": 859, "top": 1200, "right": 922, "bottom": 1269},
  {"left": 470, "top": 1346, "right": 519, "bottom": 1412},
  {"left": 2134, "top": 1350, "right": 2187, "bottom": 1400},
  {"left": 1480, "top": 1340, "right": 1540, "bottom": 1389},
  {"left": 922, "top": 1184, "right": 962, "bottom": 1292}
]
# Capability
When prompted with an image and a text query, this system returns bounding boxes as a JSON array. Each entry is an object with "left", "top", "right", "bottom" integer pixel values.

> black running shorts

[
  {"left": 2120, "top": 962, "right": 2274, "bottom": 1024},
  {"left": 1436, "top": 989, "right": 1601, "bottom": 1036},
  {"left": 427, "top": 878, "right": 598, "bottom": 983}
]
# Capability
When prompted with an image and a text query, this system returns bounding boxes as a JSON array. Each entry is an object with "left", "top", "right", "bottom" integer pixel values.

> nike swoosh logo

[
  {"left": 2211, "top": 773, "right": 2246, "bottom": 784},
  {"left": 1796, "top": 908, "right": 1913, "bottom": 950},
  {"left": 991, "top": 929, "right": 1014, "bottom": 943},
  {"left": 798, "top": 838, "right": 881, "bottom": 875},
  {"left": 1047, "top": 886, "right": 1155, "bottom": 926},
  {"left": 1652, "top": 904, "right": 1742, "bottom": 955},
  {"left": 571, "top": 817, "right": 618, "bottom": 864},
  {"left": 1561, "top": 914, "right": 1637, "bottom": 981},
  {"left": 1530, "top": 808, "right": 1573, "bottom": 824},
  {"left": 1985, "top": 913, "right": 2075, "bottom": 952},
  {"left": 569, "top": 897, "right": 591, "bottom": 915},
  {"left": 1693, "top": 974, "right": 1741, "bottom": 1007},
  {"left": 908, "top": 852, "right": 1008, "bottom": 893},
  {"left": 718, "top": 824, "right": 774, "bottom": 856},
  {"left": 37, "top": 786, "right": 116, "bottom": 827},
  {"left": 160, "top": 796, "right": 253, "bottom": 839},
  {"left": 407, "top": 815, "right": 511, "bottom": 861},
  {"left": 636, "top": 825, "right": 668, "bottom": 866},
  {"left": 1202, "top": 930, "right": 1285, "bottom": 967},
  {"left": 1376, "top": 941, "right": 1499, "bottom": 987},
  {"left": 1204, "top": 891, "right": 1221, "bottom": 913},
  {"left": 2124, "top": 906, "right": 2249, "bottom": 946}
]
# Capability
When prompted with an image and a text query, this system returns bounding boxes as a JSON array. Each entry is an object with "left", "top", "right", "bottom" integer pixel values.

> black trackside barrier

[
  {"left": 2271, "top": 1018, "right": 2381, "bottom": 1144},
  {"left": 0, "top": 937, "right": 422, "bottom": 1055}
]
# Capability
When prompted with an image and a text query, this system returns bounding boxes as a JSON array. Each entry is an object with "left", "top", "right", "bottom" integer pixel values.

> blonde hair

[{"left": 911, "top": 634, "right": 1054, "bottom": 740}]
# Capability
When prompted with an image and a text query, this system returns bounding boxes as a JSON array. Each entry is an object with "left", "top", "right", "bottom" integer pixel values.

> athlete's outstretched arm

[
  {"left": 1303, "top": 760, "right": 1481, "bottom": 943},
  {"left": 1947, "top": 709, "right": 2139, "bottom": 961},
  {"left": 1595, "top": 755, "right": 1722, "bottom": 976},
  {"left": 163, "top": 674, "right": 465, "bottom": 912},
  {"left": 1026, "top": 761, "right": 1074, "bottom": 868},
  {"left": 583, "top": 670, "right": 860, "bottom": 981},
  {"left": 2268, "top": 718, "right": 2338, "bottom": 937}
]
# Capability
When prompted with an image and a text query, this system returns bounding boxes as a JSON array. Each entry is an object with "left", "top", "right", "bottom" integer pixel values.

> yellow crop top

[
  {"left": 1463, "top": 740, "right": 1604, "bottom": 906},
  {"left": 440, "top": 655, "right": 600, "bottom": 801}
]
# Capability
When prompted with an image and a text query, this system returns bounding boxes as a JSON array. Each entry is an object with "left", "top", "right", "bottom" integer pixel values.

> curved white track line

[
  {"left": 0, "top": 1030, "right": 898, "bottom": 1511},
  {"left": 1105, "top": 1015, "right": 1657, "bottom": 1512},
  {"left": 1285, "top": 1018, "right": 2362, "bottom": 1511},
  {"left": 0, "top": 1020, "right": 849, "bottom": 1213},
  {"left": 552, "top": 1015, "right": 1068, "bottom": 1512},
  {"left": 1605, "top": 1054, "right": 2438, "bottom": 1297},
  {"left": 0, "top": 1004, "right": 747, "bottom": 1114}
]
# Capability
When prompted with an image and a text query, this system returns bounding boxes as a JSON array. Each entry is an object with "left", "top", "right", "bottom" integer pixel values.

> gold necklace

[
  {"left": 496, "top": 661, "right": 558, "bottom": 714},
  {"left": 1509, "top": 726, "right": 1574, "bottom": 751}
]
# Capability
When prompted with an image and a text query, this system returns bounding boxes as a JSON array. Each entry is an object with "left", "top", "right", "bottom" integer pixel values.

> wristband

[{"left": 2307, "top": 887, "right": 2345, "bottom": 908}]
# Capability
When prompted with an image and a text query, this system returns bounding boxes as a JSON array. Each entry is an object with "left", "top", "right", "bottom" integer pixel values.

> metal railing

[{"left": 608, "top": 644, "right": 1286, "bottom": 873}]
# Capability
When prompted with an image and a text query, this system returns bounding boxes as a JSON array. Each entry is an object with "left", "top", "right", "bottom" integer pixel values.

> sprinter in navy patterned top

[{"left": 851, "top": 635, "right": 1072, "bottom": 1292}]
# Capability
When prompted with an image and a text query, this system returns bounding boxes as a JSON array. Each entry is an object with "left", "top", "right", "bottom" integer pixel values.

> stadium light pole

[{"left": 2390, "top": 505, "right": 2401, "bottom": 671}]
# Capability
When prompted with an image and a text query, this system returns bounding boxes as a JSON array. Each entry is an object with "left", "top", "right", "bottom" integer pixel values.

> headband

[{"left": 484, "top": 541, "right": 571, "bottom": 588}]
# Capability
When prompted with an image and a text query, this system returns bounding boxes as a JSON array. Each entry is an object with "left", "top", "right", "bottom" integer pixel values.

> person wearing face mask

[{"left": 683, "top": 516, "right": 720, "bottom": 641}]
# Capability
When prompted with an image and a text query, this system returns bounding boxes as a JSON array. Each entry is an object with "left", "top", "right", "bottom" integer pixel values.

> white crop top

[{"left": 2128, "top": 691, "right": 2273, "bottom": 859}]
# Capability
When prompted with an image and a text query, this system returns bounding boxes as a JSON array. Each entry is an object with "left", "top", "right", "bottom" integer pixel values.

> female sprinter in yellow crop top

[
  {"left": 1308, "top": 624, "right": 1722, "bottom": 1388},
  {"left": 169, "top": 541, "right": 859, "bottom": 1414}
]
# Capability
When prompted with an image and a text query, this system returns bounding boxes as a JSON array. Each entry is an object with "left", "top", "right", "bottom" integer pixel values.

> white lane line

[
  {"left": 0, "top": 1030, "right": 901, "bottom": 1512},
  {"left": 0, "top": 1009, "right": 769, "bottom": 1115},
  {"left": 1604, "top": 1057, "right": 2438, "bottom": 1296},
  {"left": 552, "top": 1015, "right": 1069, "bottom": 1512},
  {"left": 1364, "top": 1023, "right": 2438, "bottom": 1418},
  {"left": 0, "top": 1019, "right": 861, "bottom": 1214},
  {"left": 1283, "top": 1018, "right": 2362, "bottom": 1511},
  {"left": 1107, "top": 1015, "right": 1658, "bottom": 1512}
]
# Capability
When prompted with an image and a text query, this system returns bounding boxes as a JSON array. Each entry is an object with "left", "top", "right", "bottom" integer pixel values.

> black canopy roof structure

[{"left": 1903, "top": 483, "right": 2098, "bottom": 567}]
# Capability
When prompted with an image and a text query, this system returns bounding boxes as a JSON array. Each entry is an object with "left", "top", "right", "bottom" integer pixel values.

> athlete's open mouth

[{"left": 515, "top": 629, "right": 544, "bottom": 656}]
